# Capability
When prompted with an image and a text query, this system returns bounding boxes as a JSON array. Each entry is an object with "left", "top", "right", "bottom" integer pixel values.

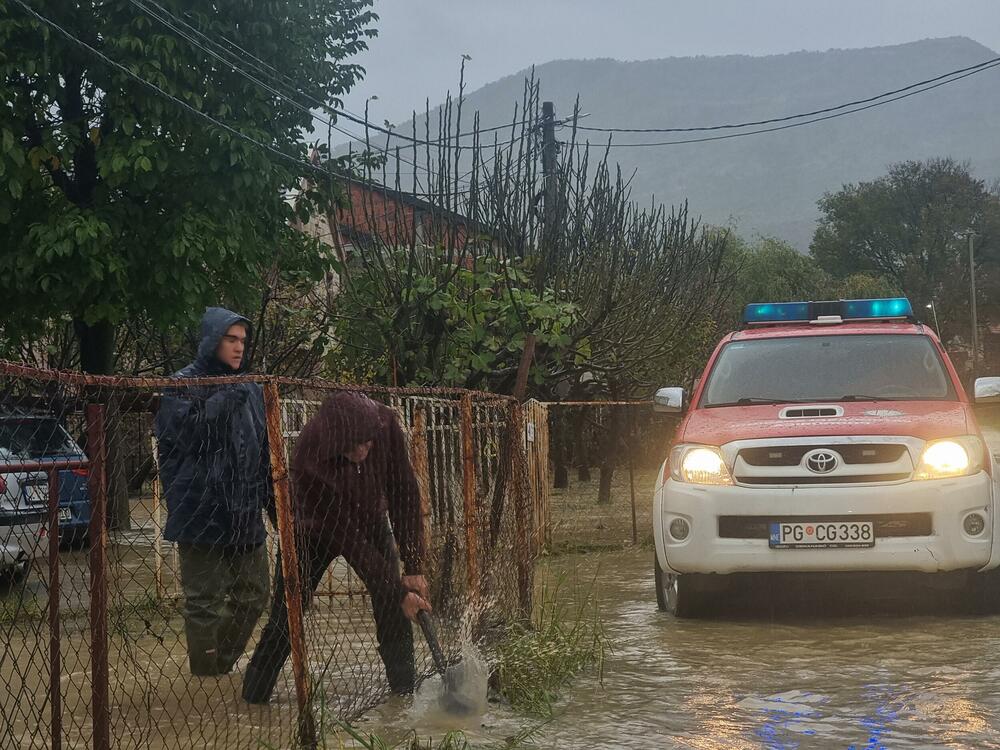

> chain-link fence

[
  {"left": 0, "top": 362, "right": 534, "bottom": 749},
  {"left": 524, "top": 400, "right": 679, "bottom": 552}
]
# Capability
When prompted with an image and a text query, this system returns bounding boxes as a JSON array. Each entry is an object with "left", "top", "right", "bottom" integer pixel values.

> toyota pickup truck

[{"left": 652, "top": 297, "right": 1000, "bottom": 616}]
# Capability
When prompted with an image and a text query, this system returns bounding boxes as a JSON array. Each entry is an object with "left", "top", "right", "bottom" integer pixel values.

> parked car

[
  {"left": 0, "top": 413, "right": 90, "bottom": 547},
  {"left": 653, "top": 297, "right": 1000, "bottom": 616},
  {"left": 0, "top": 447, "right": 48, "bottom": 583}
]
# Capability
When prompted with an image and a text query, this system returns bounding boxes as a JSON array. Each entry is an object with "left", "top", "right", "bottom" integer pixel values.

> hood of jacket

[
  {"left": 295, "top": 392, "right": 387, "bottom": 475},
  {"left": 193, "top": 307, "right": 253, "bottom": 375}
]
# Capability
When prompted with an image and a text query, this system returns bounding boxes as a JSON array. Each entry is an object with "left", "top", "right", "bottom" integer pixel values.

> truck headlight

[
  {"left": 914, "top": 437, "right": 984, "bottom": 480},
  {"left": 670, "top": 445, "right": 733, "bottom": 486}
]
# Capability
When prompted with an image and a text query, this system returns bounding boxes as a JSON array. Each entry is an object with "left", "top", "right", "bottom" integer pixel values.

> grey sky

[{"left": 336, "top": 0, "right": 1000, "bottom": 142}]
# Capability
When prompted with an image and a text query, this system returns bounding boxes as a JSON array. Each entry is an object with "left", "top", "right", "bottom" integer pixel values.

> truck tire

[{"left": 655, "top": 555, "right": 711, "bottom": 618}]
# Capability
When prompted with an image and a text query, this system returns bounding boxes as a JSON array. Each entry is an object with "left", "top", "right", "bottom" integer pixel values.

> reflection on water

[{"left": 364, "top": 548, "right": 1000, "bottom": 748}]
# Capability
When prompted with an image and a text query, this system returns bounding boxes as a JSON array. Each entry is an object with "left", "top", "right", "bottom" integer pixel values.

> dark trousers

[
  {"left": 242, "top": 526, "right": 415, "bottom": 703},
  {"left": 177, "top": 543, "right": 270, "bottom": 676}
]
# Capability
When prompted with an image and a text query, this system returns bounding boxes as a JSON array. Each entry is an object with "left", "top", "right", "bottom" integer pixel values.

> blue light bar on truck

[{"left": 743, "top": 297, "right": 913, "bottom": 325}]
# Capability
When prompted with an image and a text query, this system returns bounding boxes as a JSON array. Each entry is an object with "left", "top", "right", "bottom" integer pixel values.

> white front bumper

[{"left": 654, "top": 472, "right": 995, "bottom": 575}]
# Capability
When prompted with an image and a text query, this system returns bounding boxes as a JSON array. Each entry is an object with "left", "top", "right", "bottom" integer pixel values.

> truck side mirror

[
  {"left": 974, "top": 377, "right": 1000, "bottom": 403},
  {"left": 653, "top": 387, "right": 685, "bottom": 413}
]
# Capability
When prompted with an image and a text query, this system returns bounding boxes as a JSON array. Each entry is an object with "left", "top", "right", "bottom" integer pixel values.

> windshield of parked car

[
  {"left": 0, "top": 418, "right": 82, "bottom": 458},
  {"left": 701, "top": 334, "right": 956, "bottom": 407}
]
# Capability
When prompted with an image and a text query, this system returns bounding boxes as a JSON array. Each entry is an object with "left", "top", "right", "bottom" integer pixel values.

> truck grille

[
  {"left": 718, "top": 513, "right": 932, "bottom": 539},
  {"left": 732, "top": 441, "right": 914, "bottom": 485},
  {"left": 739, "top": 444, "right": 908, "bottom": 467}
]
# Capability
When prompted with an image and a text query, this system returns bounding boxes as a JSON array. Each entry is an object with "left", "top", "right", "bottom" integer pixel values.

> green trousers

[{"left": 177, "top": 543, "right": 270, "bottom": 676}]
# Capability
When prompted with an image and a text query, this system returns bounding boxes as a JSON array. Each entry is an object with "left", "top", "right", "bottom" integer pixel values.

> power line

[
  {"left": 127, "top": 0, "right": 431, "bottom": 185},
  {"left": 11, "top": 0, "right": 476, "bottom": 200},
  {"left": 132, "top": 0, "right": 531, "bottom": 148},
  {"left": 576, "top": 59, "right": 1000, "bottom": 149},
  {"left": 576, "top": 55, "right": 1000, "bottom": 135}
]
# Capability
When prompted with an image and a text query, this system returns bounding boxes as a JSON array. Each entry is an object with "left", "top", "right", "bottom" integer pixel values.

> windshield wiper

[{"left": 707, "top": 397, "right": 801, "bottom": 407}]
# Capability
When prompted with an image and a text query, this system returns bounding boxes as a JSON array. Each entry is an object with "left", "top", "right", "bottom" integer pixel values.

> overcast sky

[{"left": 336, "top": 0, "right": 1000, "bottom": 141}]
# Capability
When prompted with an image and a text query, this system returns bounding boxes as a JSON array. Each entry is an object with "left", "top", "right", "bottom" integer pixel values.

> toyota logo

[{"left": 805, "top": 450, "right": 839, "bottom": 474}]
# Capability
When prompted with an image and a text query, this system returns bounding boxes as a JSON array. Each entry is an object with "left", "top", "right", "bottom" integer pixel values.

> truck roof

[{"left": 728, "top": 321, "right": 934, "bottom": 343}]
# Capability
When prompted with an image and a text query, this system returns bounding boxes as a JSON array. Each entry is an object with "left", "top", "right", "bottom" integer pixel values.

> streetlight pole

[
  {"left": 969, "top": 233, "right": 979, "bottom": 380},
  {"left": 926, "top": 301, "right": 940, "bottom": 333}
]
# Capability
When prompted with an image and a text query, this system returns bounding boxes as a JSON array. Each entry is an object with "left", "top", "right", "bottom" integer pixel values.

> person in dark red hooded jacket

[{"left": 242, "top": 391, "right": 430, "bottom": 703}]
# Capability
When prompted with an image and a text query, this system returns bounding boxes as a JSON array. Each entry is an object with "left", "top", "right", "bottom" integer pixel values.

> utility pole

[
  {"left": 539, "top": 100, "right": 558, "bottom": 285},
  {"left": 970, "top": 232, "right": 979, "bottom": 380},
  {"left": 513, "top": 101, "right": 558, "bottom": 401}
]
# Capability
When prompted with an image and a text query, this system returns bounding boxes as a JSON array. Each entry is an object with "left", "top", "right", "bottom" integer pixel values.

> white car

[{"left": 0, "top": 447, "right": 48, "bottom": 583}]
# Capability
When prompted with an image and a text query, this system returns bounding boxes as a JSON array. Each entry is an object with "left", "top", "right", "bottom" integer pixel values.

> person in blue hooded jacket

[{"left": 154, "top": 307, "right": 272, "bottom": 676}]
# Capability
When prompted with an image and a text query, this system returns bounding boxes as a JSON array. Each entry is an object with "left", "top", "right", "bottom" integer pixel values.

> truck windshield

[{"left": 701, "top": 334, "right": 957, "bottom": 407}]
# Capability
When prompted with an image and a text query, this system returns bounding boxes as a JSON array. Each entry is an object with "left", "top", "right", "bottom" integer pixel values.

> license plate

[
  {"left": 58, "top": 508, "right": 71, "bottom": 523},
  {"left": 769, "top": 521, "right": 875, "bottom": 549}
]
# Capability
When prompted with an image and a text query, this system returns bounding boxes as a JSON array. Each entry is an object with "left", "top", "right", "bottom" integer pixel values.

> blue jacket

[{"left": 154, "top": 308, "right": 271, "bottom": 547}]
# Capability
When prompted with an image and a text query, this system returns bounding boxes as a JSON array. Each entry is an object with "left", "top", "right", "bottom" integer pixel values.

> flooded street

[{"left": 366, "top": 548, "right": 1000, "bottom": 749}]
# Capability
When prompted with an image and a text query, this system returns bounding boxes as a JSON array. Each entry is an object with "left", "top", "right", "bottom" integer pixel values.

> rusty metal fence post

[
  {"left": 409, "top": 407, "right": 432, "bottom": 572},
  {"left": 262, "top": 382, "right": 316, "bottom": 750},
  {"left": 509, "top": 403, "right": 534, "bottom": 620},
  {"left": 460, "top": 395, "right": 479, "bottom": 605},
  {"left": 47, "top": 468, "right": 61, "bottom": 750},
  {"left": 86, "top": 403, "right": 110, "bottom": 750}
]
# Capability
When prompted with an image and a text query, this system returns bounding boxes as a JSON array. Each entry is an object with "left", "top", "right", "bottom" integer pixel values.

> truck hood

[{"left": 680, "top": 401, "right": 972, "bottom": 446}]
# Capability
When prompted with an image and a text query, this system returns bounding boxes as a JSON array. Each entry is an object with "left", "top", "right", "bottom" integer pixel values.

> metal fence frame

[{"left": 0, "top": 361, "right": 536, "bottom": 750}]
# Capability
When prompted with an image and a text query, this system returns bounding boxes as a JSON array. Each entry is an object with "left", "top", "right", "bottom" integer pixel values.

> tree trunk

[
  {"left": 551, "top": 408, "right": 569, "bottom": 489},
  {"left": 577, "top": 465, "right": 591, "bottom": 482},
  {"left": 553, "top": 464, "right": 569, "bottom": 489},
  {"left": 597, "top": 464, "right": 614, "bottom": 505},
  {"left": 75, "top": 318, "right": 115, "bottom": 375},
  {"left": 596, "top": 407, "right": 624, "bottom": 505},
  {"left": 74, "top": 318, "right": 131, "bottom": 531}
]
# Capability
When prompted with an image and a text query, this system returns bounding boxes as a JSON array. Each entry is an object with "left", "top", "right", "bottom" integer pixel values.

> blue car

[{"left": 0, "top": 413, "right": 90, "bottom": 547}]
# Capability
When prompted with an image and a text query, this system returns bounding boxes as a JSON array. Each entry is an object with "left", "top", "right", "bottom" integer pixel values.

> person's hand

[
  {"left": 401, "top": 574, "right": 430, "bottom": 600},
  {"left": 401, "top": 591, "right": 431, "bottom": 622}
]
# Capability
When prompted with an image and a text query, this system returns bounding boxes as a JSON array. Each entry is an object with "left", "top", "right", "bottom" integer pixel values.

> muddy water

[{"left": 365, "top": 548, "right": 1000, "bottom": 749}]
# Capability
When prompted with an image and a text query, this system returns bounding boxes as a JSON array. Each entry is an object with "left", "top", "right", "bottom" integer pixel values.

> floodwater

[
  {"left": 7, "top": 540, "right": 1000, "bottom": 747},
  {"left": 364, "top": 548, "right": 1000, "bottom": 749}
]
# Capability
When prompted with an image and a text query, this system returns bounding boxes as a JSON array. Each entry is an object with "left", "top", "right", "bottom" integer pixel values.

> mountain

[{"left": 380, "top": 37, "right": 1000, "bottom": 250}]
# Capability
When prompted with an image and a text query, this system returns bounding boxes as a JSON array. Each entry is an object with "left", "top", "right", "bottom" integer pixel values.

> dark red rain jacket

[{"left": 290, "top": 392, "right": 425, "bottom": 590}]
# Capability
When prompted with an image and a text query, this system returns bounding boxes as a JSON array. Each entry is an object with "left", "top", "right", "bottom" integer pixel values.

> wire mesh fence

[
  {"left": 0, "top": 362, "right": 534, "bottom": 750},
  {"left": 525, "top": 400, "right": 680, "bottom": 552}
]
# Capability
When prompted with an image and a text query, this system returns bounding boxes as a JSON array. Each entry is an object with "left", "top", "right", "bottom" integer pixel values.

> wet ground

[
  {"left": 7, "top": 509, "right": 1000, "bottom": 747},
  {"left": 364, "top": 548, "right": 1000, "bottom": 749}
]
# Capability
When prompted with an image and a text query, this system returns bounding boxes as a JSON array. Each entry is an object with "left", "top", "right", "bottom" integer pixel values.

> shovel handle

[
  {"left": 417, "top": 610, "right": 449, "bottom": 676},
  {"left": 381, "top": 514, "right": 449, "bottom": 676}
]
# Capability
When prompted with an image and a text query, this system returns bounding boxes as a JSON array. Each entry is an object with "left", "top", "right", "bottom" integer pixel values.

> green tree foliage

[
  {"left": 332, "top": 253, "right": 582, "bottom": 389},
  {"left": 811, "top": 158, "right": 1000, "bottom": 342},
  {"left": 726, "top": 235, "right": 897, "bottom": 326},
  {"left": 0, "top": 0, "right": 376, "bottom": 372}
]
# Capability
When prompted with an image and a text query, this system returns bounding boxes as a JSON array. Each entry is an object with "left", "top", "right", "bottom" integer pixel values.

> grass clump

[{"left": 493, "top": 573, "right": 608, "bottom": 716}]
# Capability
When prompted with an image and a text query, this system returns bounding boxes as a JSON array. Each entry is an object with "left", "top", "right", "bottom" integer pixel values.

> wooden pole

[
  {"left": 86, "top": 403, "right": 110, "bottom": 750},
  {"left": 262, "top": 383, "right": 316, "bottom": 750},
  {"left": 460, "top": 395, "right": 480, "bottom": 605}
]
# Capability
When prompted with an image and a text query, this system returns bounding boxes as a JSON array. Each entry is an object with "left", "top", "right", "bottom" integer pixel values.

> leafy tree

[
  {"left": 811, "top": 158, "right": 1000, "bottom": 343},
  {"left": 0, "top": 0, "right": 376, "bottom": 373},
  {"left": 726, "top": 235, "right": 898, "bottom": 326},
  {"left": 331, "top": 253, "right": 583, "bottom": 389}
]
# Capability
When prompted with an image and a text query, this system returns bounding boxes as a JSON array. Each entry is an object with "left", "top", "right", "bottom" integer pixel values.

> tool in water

[{"left": 381, "top": 514, "right": 479, "bottom": 715}]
